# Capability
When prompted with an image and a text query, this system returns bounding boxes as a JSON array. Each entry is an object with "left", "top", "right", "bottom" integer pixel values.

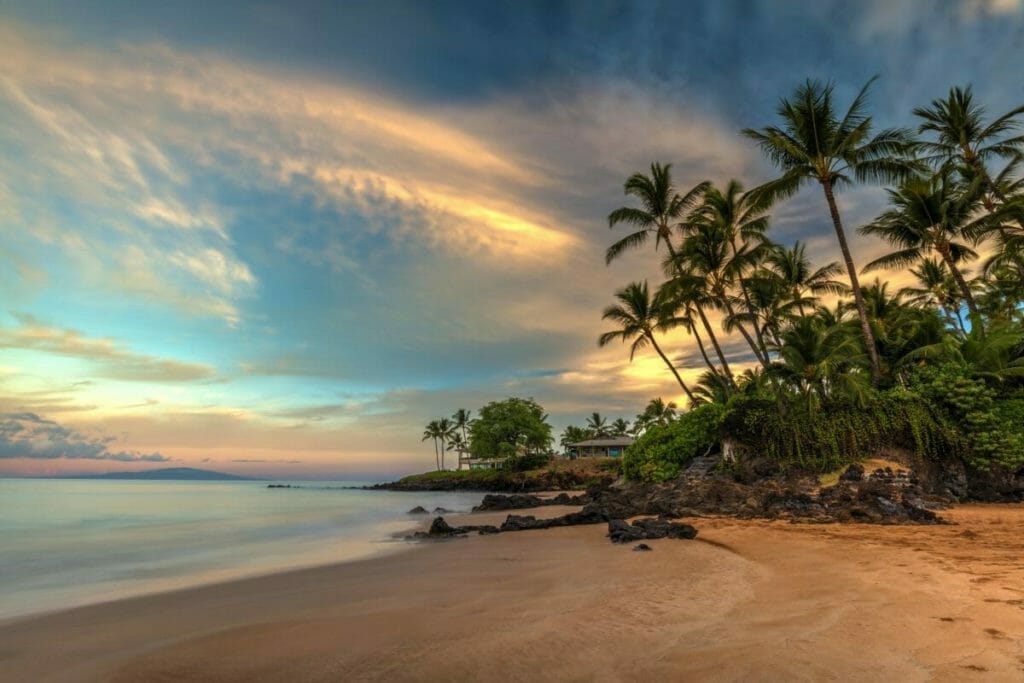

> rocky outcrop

[
  {"left": 408, "top": 516, "right": 500, "bottom": 539},
  {"left": 580, "top": 466, "right": 944, "bottom": 525},
  {"left": 472, "top": 492, "right": 590, "bottom": 512},
  {"left": 607, "top": 518, "right": 698, "bottom": 544},
  {"left": 408, "top": 505, "right": 429, "bottom": 514}
]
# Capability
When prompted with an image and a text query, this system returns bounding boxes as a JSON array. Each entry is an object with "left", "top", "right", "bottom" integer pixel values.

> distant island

[{"left": 54, "top": 467, "right": 259, "bottom": 481}]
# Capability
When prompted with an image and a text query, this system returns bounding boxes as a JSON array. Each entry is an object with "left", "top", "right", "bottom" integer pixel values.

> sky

[{"left": 1, "top": 0, "right": 1022, "bottom": 479}]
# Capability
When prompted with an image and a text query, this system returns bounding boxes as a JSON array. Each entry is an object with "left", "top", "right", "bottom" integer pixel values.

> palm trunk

[
  {"left": 696, "top": 305, "right": 735, "bottom": 386},
  {"left": 434, "top": 439, "right": 440, "bottom": 471},
  {"left": 721, "top": 293, "right": 770, "bottom": 369},
  {"left": 821, "top": 179, "right": 882, "bottom": 385},
  {"left": 937, "top": 243, "right": 983, "bottom": 332},
  {"left": 690, "top": 321, "right": 722, "bottom": 378},
  {"left": 647, "top": 333, "right": 697, "bottom": 404},
  {"left": 440, "top": 441, "right": 446, "bottom": 471}
]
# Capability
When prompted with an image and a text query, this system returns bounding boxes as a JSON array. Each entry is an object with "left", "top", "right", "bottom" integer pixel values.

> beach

[{"left": 2, "top": 504, "right": 1024, "bottom": 681}]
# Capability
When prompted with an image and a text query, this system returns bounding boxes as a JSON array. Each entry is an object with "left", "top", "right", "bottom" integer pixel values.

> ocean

[{"left": 0, "top": 478, "right": 482, "bottom": 620}]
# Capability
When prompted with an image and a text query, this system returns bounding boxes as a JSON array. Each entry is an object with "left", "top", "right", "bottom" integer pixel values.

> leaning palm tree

[
  {"left": 673, "top": 221, "right": 770, "bottom": 368},
  {"left": 691, "top": 179, "right": 775, "bottom": 360},
  {"left": 744, "top": 77, "right": 917, "bottom": 383},
  {"left": 598, "top": 281, "right": 697, "bottom": 404},
  {"left": 860, "top": 170, "right": 987, "bottom": 327},
  {"left": 658, "top": 272, "right": 736, "bottom": 386},
  {"left": 421, "top": 420, "right": 442, "bottom": 471},
  {"left": 606, "top": 163, "right": 710, "bottom": 264}
]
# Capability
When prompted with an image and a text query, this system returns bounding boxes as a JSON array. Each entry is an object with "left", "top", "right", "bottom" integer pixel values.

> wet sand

[{"left": 2, "top": 504, "right": 1023, "bottom": 681}]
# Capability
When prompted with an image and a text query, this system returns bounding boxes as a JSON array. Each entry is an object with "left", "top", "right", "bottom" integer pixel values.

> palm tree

[
  {"left": 605, "top": 164, "right": 731, "bottom": 385},
  {"left": 691, "top": 179, "right": 774, "bottom": 361},
  {"left": 900, "top": 258, "right": 968, "bottom": 331},
  {"left": 860, "top": 170, "right": 986, "bottom": 326},
  {"left": 914, "top": 85, "right": 1024, "bottom": 273},
  {"left": 914, "top": 85, "right": 1024, "bottom": 202},
  {"left": 763, "top": 241, "right": 847, "bottom": 316},
  {"left": 634, "top": 397, "right": 678, "bottom": 433},
  {"left": 769, "top": 317, "right": 870, "bottom": 410},
  {"left": 610, "top": 418, "right": 631, "bottom": 436},
  {"left": 421, "top": 420, "right": 442, "bottom": 471},
  {"left": 744, "top": 77, "right": 917, "bottom": 383},
  {"left": 658, "top": 273, "right": 736, "bottom": 386},
  {"left": 436, "top": 417, "right": 456, "bottom": 470},
  {"left": 452, "top": 409, "right": 472, "bottom": 446},
  {"left": 606, "top": 163, "right": 710, "bottom": 265},
  {"left": 586, "top": 412, "right": 610, "bottom": 438},
  {"left": 598, "top": 281, "right": 697, "bottom": 404},
  {"left": 673, "top": 220, "right": 770, "bottom": 368}
]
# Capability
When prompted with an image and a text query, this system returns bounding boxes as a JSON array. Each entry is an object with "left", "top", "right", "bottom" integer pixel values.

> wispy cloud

[{"left": 0, "top": 314, "right": 216, "bottom": 382}]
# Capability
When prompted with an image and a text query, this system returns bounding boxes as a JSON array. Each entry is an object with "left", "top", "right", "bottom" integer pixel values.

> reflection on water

[{"left": 0, "top": 479, "right": 481, "bottom": 620}]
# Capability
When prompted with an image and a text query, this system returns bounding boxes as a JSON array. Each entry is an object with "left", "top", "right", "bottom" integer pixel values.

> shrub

[
  {"left": 718, "top": 391, "right": 961, "bottom": 472},
  {"left": 623, "top": 404, "right": 724, "bottom": 482},
  {"left": 501, "top": 452, "right": 552, "bottom": 472}
]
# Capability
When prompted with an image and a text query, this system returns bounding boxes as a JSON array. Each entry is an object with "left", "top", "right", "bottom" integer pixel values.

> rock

[
  {"left": 607, "top": 517, "right": 698, "bottom": 543},
  {"left": 433, "top": 507, "right": 452, "bottom": 513},
  {"left": 839, "top": 463, "right": 864, "bottom": 482},
  {"left": 633, "top": 543, "right": 653, "bottom": 552},
  {"left": 408, "top": 505, "right": 429, "bottom": 514},
  {"left": 427, "top": 516, "right": 466, "bottom": 536},
  {"left": 473, "top": 492, "right": 589, "bottom": 512}
]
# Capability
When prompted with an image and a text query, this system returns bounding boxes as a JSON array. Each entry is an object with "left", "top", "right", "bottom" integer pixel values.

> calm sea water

[{"left": 0, "top": 479, "right": 483, "bottom": 620}]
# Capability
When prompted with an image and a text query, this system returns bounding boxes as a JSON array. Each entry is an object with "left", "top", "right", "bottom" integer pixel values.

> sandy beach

[{"left": 3, "top": 504, "right": 1024, "bottom": 682}]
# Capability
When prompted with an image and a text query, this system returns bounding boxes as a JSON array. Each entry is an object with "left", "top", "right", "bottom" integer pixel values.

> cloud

[
  {"left": 0, "top": 314, "right": 216, "bottom": 382},
  {"left": 0, "top": 412, "right": 168, "bottom": 461}
]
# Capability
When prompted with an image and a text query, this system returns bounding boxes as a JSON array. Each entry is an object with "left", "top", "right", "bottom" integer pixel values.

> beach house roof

[{"left": 568, "top": 436, "right": 634, "bottom": 448}]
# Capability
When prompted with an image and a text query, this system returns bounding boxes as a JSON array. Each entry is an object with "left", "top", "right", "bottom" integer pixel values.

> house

[
  {"left": 457, "top": 451, "right": 504, "bottom": 470},
  {"left": 567, "top": 436, "right": 634, "bottom": 458}
]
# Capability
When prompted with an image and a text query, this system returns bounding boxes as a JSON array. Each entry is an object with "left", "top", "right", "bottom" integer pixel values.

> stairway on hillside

[{"left": 681, "top": 450, "right": 722, "bottom": 482}]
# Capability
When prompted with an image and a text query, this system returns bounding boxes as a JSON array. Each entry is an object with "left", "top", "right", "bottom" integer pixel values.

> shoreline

[{"left": 2, "top": 503, "right": 1024, "bottom": 680}]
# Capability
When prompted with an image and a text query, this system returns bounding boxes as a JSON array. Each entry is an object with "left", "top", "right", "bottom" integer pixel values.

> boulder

[
  {"left": 839, "top": 463, "right": 865, "bottom": 482},
  {"left": 408, "top": 505, "right": 429, "bottom": 514}
]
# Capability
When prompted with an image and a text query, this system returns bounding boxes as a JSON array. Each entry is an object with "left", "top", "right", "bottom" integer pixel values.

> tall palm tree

[
  {"left": 421, "top": 420, "right": 442, "bottom": 471},
  {"left": 610, "top": 418, "right": 631, "bottom": 436},
  {"left": 914, "top": 85, "right": 1024, "bottom": 200},
  {"left": 860, "top": 170, "right": 986, "bottom": 326},
  {"left": 586, "top": 412, "right": 610, "bottom": 437},
  {"left": 598, "top": 281, "right": 698, "bottom": 404},
  {"left": 673, "top": 221, "right": 770, "bottom": 368},
  {"left": 692, "top": 179, "right": 774, "bottom": 361},
  {"left": 436, "top": 417, "right": 456, "bottom": 470},
  {"left": 606, "top": 164, "right": 731, "bottom": 385},
  {"left": 452, "top": 409, "right": 472, "bottom": 446},
  {"left": 744, "top": 77, "right": 917, "bottom": 383},
  {"left": 914, "top": 85, "right": 1024, "bottom": 273},
  {"left": 763, "top": 241, "right": 847, "bottom": 316},
  {"left": 659, "top": 273, "right": 736, "bottom": 386},
  {"left": 606, "top": 163, "right": 710, "bottom": 265}
]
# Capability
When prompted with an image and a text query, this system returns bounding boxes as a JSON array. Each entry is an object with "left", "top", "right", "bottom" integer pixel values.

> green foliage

[
  {"left": 469, "top": 397, "right": 553, "bottom": 459},
  {"left": 622, "top": 404, "right": 724, "bottom": 482},
  {"left": 911, "top": 364, "right": 1024, "bottom": 470},
  {"left": 719, "top": 392, "right": 960, "bottom": 472},
  {"left": 501, "top": 452, "right": 552, "bottom": 472}
]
